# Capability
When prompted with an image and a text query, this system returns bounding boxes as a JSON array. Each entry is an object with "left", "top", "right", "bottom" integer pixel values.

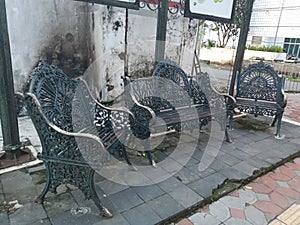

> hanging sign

[
  {"left": 76, "top": 0, "right": 140, "bottom": 10},
  {"left": 184, "top": 0, "right": 236, "bottom": 23}
]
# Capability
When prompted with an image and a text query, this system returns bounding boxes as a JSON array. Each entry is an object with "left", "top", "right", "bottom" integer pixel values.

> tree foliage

[{"left": 213, "top": 0, "right": 248, "bottom": 48}]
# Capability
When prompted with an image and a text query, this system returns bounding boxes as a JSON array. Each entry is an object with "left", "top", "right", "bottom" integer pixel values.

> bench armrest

[
  {"left": 77, "top": 77, "right": 135, "bottom": 121},
  {"left": 121, "top": 76, "right": 156, "bottom": 121},
  {"left": 24, "top": 92, "right": 106, "bottom": 149},
  {"left": 222, "top": 93, "right": 237, "bottom": 109}
]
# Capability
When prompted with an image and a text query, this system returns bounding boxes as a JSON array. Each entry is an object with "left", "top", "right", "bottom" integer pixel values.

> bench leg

[
  {"left": 274, "top": 113, "right": 284, "bottom": 139},
  {"left": 88, "top": 170, "right": 113, "bottom": 218},
  {"left": 225, "top": 125, "right": 232, "bottom": 143},
  {"left": 120, "top": 145, "right": 137, "bottom": 171},
  {"left": 34, "top": 162, "right": 51, "bottom": 204},
  {"left": 143, "top": 140, "right": 156, "bottom": 167}
]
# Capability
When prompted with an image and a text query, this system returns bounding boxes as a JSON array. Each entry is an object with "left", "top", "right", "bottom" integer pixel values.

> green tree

[{"left": 213, "top": 0, "right": 247, "bottom": 48}]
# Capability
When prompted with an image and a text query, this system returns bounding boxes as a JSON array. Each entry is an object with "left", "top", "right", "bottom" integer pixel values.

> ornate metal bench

[
  {"left": 123, "top": 60, "right": 235, "bottom": 165},
  {"left": 229, "top": 60, "right": 287, "bottom": 138},
  {"left": 24, "top": 61, "right": 134, "bottom": 218}
]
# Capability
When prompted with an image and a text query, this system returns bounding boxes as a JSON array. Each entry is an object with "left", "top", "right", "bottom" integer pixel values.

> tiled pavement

[
  {"left": 0, "top": 94, "right": 300, "bottom": 225},
  {"left": 176, "top": 158, "right": 300, "bottom": 225}
]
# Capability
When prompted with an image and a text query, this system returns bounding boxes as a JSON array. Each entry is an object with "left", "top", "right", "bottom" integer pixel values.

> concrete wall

[
  {"left": 6, "top": 1, "right": 196, "bottom": 101},
  {"left": 199, "top": 47, "right": 287, "bottom": 64},
  {"left": 6, "top": 0, "right": 92, "bottom": 92}
]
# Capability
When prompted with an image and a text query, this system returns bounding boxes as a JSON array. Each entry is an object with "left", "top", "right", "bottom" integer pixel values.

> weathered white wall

[
  {"left": 199, "top": 47, "right": 287, "bottom": 64},
  {"left": 6, "top": 0, "right": 91, "bottom": 91},
  {"left": 6, "top": 1, "right": 197, "bottom": 100}
]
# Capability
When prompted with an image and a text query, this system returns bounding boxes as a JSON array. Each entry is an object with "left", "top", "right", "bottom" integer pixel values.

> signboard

[
  {"left": 184, "top": 0, "right": 236, "bottom": 23},
  {"left": 76, "top": 0, "right": 140, "bottom": 10}
]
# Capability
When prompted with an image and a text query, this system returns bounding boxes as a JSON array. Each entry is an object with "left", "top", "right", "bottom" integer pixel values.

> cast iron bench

[
  {"left": 229, "top": 60, "right": 287, "bottom": 138},
  {"left": 24, "top": 61, "right": 135, "bottom": 218},
  {"left": 123, "top": 60, "right": 235, "bottom": 165}
]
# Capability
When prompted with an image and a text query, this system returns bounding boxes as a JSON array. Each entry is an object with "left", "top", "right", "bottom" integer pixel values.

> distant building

[{"left": 249, "top": 0, "right": 300, "bottom": 58}]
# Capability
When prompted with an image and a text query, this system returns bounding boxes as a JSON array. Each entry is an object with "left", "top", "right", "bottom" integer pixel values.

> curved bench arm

[
  {"left": 77, "top": 77, "right": 136, "bottom": 120},
  {"left": 24, "top": 92, "right": 106, "bottom": 149},
  {"left": 121, "top": 76, "right": 156, "bottom": 121}
]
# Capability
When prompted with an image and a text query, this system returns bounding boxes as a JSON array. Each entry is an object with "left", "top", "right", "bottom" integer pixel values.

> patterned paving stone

[
  {"left": 276, "top": 181, "right": 289, "bottom": 188},
  {"left": 287, "top": 179, "right": 300, "bottom": 191},
  {"left": 223, "top": 217, "right": 253, "bottom": 225},
  {"left": 279, "top": 166, "right": 297, "bottom": 178},
  {"left": 189, "top": 212, "right": 221, "bottom": 225},
  {"left": 248, "top": 182, "right": 273, "bottom": 194},
  {"left": 254, "top": 201, "right": 283, "bottom": 215},
  {"left": 259, "top": 176, "right": 278, "bottom": 190},
  {"left": 269, "top": 172, "right": 292, "bottom": 182},
  {"left": 275, "top": 186, "right": 300, "bottom": 199},
  {"left": 229, "top": 208, "right": 245, "bottom": 220},
  {"left": 176, "top": 218, "right": 193, "bottom": 225},
  {"left": 255, "top": 193, "right": 270, "bottom": 201},
  {"left": 239, "top": 189, "right": 257, "bottom": 205},
  {"left": 219, "top": 196, "right": 246, "bottom": 209},
  {"left": 270, "top": 191, "right": 291, "bottom": 210},
  {"left": 209, "top": 201, "right": 231, "bottom": 222},
  {"left": 286, "top": 162, "right": 300, "bottom": 171},
  {"left": 245, "top": 205, "right": 268, "bottom": 225}
]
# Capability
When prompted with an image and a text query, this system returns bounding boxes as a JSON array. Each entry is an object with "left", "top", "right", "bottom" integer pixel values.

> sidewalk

[
  {"left": 0, "top": 94, "right": 300, "bottom": 225},
  {"left": 175, "top": 93, "right": 300, "bottom": 225}
]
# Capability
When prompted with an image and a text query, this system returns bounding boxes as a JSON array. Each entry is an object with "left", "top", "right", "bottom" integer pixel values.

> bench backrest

[
  {"left": 25, "top": 61, "right": 117, "bottom": 162},
  {"left": 25, "top": 61, "right": 81, "bottom": 160},
  {"left": 236, "top": 60, "right": 285, "bottom": 103}
]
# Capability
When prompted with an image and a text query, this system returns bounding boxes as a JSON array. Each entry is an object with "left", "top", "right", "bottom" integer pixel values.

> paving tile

[
  {"left": 229, "top": 208, "right": 245, "bottom": 220},
  {"left": 97, "top": 180, "right": 129, "bottom": 196},
  {"left": 109, "top": 188, "right": 143, "bottom": 212},
  {"left": 270, "top": 191, "right": 290, "bottom": 210},
  {"left": 48, "top": 207, "right": 101, "bottom": 225},
  {"left": 219, "top": 196, "right": 246, "bottom": 209},
  {"left": 248, "top": 182, "right": 272, "bottom": 194},
  {"left": 285, "top": 162, "right": 300, "bottom": 171},
  {"left": 9, "top": 203, "right": 47, "bottom": 225},
  {"left": 176, "top": 218, "right": 193, "bottom": 225},
  {"left": 132, "top": 184, "right": 165, "bottom": 202},
  {"left": 269, "top": 172, "right": 292, "bottom": 182},
  {"left": 187, "top": 178, "right": 214, "bottom": 198},
  {"left": 259, "top": 176, "right": 278, "bottom": 190},
  {"left": 208, "top": 158, "right": 231, "bottom": 171},
  {"left": 217, "top": 154, "right": 241, "bottom": 166},
  {"left": 220, "top": 167, "right": 249, "bottom": 180},
  {"left": 275, "top": 186, "right": 300, "bottom": 199},
  {"left": 148, "top": 193, "right": 184, "bottom": 219},
  {"left": 254, "top": 200, "right": 283, "bottom": 215},
  {"left": 189, "top": 212, "right": 222, "bottom": 225},
  {"left": 0, "top": 212, "right": 9, "bottom": 225},
  {"left": 44, "top": 192, "right": 78, "bottom": 217},
  {"left": 255, "top": 193, "right": 270, "bottom": 201},
  {"left": 276, "top": 181, "right": 289, "bottom": 188},
  {"left": 1, "top": 170, "right": 38, "bottom": 203},
  {"left": 175, "top": 167, "right": 201, "bottom": 184},
  {"left": 122, "top": 203, "right": 161, "bottom": 225},
  {"left": 244, "top": 205, "right": 268, "bottom": 225},
  {"left": 287, "top": 179, "right": 300, "bottom": 191},
  {"left": 157, "top": 176, "right": 186, "bottom": 193},
  {"left": 264, "top": 212, "right": 278, "bottom": 222},
  {"left": 277, "top": 203, "right": 300, "bottom": 225},
  {"left": 93, "top": 213, "right": 129, "bottom": 225},
  {"left": 203, "top": 172, "right": 227, "bottom": 189},
  {"left": 233, "top": 161, "right": 258, "bottom": 176},
  {"left": 268, "top": 219, "right": 286, "bottom": 225},
  {"left": 226, "top": 149, "right": 252, "bottom": 161},
  {"left": 245, "top": 156, "right": 272, "bottom": 169},
  {"left": 239, "top": 189, "right": 257, "bottom": 205},
  {"left": 31, "top": 218, "right": 52, "bottom": 225},
  {"left": 223, "top": 217, "right": 253, "bottom": 225},
  {"left": 209, "top": 201, "right": 231, "bottom": 222},
  {"left": 279, "top": 165, "right": 297, "bottom": 178},
  {"left": 169, "top": 186, "right": 203, "bottom": 208}
]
